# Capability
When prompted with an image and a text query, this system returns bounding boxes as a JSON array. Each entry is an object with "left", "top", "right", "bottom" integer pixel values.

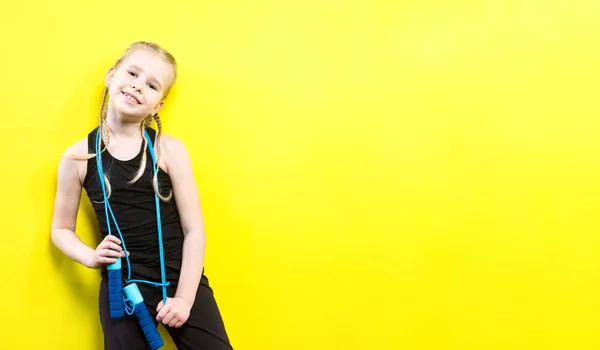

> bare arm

[
  {"left": 50, "top": 140, "right": 123, "bottom": 268},
  {"left": 163, "top": 135, "right": 206, "bottom": 305}
]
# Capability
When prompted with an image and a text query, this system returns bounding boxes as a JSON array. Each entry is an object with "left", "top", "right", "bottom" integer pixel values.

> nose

[{"left": 130, "top": 81, "right": 142, "bottom": 92}]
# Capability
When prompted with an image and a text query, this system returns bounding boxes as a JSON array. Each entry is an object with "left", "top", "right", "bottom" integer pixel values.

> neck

[{"left": 105, "top": 105, "right": 144, "bottom": 139}]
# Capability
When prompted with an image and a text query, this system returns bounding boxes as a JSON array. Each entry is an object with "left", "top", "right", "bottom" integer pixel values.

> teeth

[{"left": 124, "top": 93, "right": 137, "bottom": 103}]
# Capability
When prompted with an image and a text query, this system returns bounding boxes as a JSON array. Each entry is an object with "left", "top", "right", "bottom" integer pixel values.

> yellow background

[{"left": 2, "top": 0, "right": 600, "bottom": 349}]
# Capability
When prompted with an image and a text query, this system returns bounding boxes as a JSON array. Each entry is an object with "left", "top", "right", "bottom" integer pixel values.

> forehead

[{"left": 119, "top": 49, "right": 174, "bottom": 86}]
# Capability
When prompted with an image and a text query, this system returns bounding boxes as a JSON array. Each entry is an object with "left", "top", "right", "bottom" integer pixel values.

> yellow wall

[{"left": 2, "top": 0, "right": 600, "bottom": 349}]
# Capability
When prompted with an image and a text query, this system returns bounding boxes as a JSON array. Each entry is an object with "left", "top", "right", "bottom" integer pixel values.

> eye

[
  {"left": 148, "top": 83, "right": 157, "bottom": 90},
  {"left": 128, "top": 71, "right": 137, "bottom": 77}
]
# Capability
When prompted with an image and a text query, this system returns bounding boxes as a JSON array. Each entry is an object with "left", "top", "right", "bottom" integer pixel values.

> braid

[
  {"left": 126, "top": 114, "right": 172, "bottom": 203},
  {"left": 153, "top": 114, "right": 164, "bottom": 168},
  {"left": 100, "top": 89, "right": 112, "bottom": 199},
  {"left": 152, "top": 113, "right": 172, "bottom": 201},
  {"left": 100, "top": 88, "right": 110, "bottom": 152},
  {"left": 128, "top": 118, "right": 149, "bottom": 184},
  {"left": 92, "top": 88, "right": 112, "bottom": 201}
]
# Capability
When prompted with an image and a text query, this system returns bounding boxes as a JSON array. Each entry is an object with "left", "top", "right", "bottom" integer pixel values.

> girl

[{"left": 51, "top": 41, "right": 233, "bottom": 350}]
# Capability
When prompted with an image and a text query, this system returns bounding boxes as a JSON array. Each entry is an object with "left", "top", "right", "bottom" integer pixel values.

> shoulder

[
  {"left": 64, "top": 137, "right": 89, "bottom": 157},
  {"left": 159, "top": 134, "right": 194, "bottom": 175},
  {"left": 160, "top": 134, "right": 191, "bottom": 159},
  {"left": 160, "top": 134, "right": 187, "bottom": 151},
  {"left": 59, "top": 136, "right": 90, "bottom": 185}
]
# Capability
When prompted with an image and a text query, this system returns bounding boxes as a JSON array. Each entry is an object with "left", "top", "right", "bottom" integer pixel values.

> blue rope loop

[
  {"left": 95, "top": 126, "right": 169, "bottom": 307},
  {"left": 124, "top": 296, "right": 135, "bottom": 316}
]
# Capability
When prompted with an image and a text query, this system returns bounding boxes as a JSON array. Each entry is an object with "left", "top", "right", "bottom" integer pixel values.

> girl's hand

[
  {"left": 156, "top": 297, "right": 192, "bottom": 328},
  {"left": 87, "top": 235, "right": 127, "bottom": 268}
]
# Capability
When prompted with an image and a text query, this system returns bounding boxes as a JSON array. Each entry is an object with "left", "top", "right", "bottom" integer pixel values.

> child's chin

[{"left": 115, "top": 107, "right": 147, "bottom": 121}]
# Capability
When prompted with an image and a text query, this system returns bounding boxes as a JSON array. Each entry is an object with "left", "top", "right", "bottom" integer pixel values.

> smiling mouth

[{"left": 122, "top": 91, "right": 141, "bottom": 104}]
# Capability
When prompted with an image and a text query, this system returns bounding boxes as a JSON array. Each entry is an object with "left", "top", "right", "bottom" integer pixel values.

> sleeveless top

[{"left": 83, "top": 127, "right": 184, "bottom": 284}]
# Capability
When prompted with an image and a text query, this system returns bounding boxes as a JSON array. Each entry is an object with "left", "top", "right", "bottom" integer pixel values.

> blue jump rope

[{"left": 95, "top": 127, "right": 168, "bottom": 350}]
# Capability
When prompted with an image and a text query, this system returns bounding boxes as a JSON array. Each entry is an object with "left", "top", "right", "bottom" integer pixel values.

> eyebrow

[{"left": 129, "top": 65, "right": 163, "bottom": 90}]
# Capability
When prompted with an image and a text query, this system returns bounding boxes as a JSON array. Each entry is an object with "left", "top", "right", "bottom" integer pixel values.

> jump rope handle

[
  {"left": 124, "top": 283, "right": 164, "bottom": 350},
  {"left": 107, "top": 258, "right": 124, "bottom": 318}
]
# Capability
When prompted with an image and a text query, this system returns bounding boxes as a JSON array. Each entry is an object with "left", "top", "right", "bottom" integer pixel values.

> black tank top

[{"left": 83, "top": 127, "right": 184, "bottom": 284}]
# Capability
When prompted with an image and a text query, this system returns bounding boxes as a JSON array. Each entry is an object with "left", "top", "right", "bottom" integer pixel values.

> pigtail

[
  {"left": 100, "top": 89, "right": 110, "bottom": 153},
  {"left": 152, "top": 113, "right": 173, "bottom": 202},
  {"left": 86, "top": 88, "right": 112, "bottom": 202},
  {"left": 127, "top": 116, "right": 151, "bottom": 185}
]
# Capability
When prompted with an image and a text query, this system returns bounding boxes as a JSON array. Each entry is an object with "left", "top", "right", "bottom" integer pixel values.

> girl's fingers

[
  {"left": 95, "top": 236, "right": 127, "bottom": 265},
  {"left": 101, "top": 256, "right": 117, "bottom": 264},
  {"left": 106, "top": 242, "right": 123, "bottom": 252},
  {"left": 104, "top": 235, "right": 122, "bottom": 245},
  {"left": 100, "top": 249, "right": 122, "bottom": 258},
  {"left": 168, "top": 318, "right": 179, "bottom": 328}
]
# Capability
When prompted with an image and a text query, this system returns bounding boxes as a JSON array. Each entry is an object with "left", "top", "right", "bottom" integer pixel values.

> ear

[
  {"left": 105, "top": 67, "right": 116, "bottom": 88},
  {"left": 152, "top": 100, "right": 165, "bottom": 115}
]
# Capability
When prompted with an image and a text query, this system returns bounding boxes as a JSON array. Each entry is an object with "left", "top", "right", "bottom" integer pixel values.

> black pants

[{"left": 99, "top": 274, "right": 233, "bottom": 350}]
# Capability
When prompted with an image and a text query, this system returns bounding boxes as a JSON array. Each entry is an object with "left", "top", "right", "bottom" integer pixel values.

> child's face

[{"left": 105, "top": 49, "right": 174, "bottom": 121}]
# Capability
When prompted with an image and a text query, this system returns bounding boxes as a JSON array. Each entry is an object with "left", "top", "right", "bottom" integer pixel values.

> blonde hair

[{"left": 69, "top": 41, "right": 177, "bottom": 202}]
